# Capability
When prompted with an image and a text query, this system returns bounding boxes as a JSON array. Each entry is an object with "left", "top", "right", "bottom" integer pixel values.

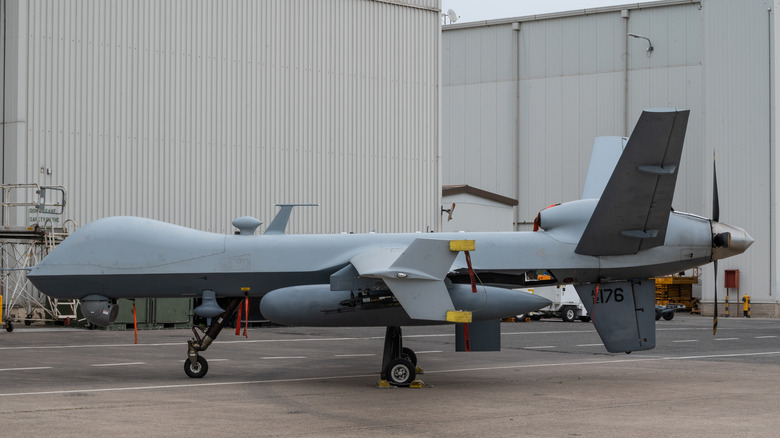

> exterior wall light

[{"left": 628, "top": 33, "right": 654, "bottom": 56}]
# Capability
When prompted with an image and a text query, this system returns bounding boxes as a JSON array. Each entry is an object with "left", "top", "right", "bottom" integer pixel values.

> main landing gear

[
  {"left": 184, "top": 297, "right": 243, "bottom": 378},
  {"left": 182, "top": 306, "right": 422, "bottom": 386},
  {"left": 379, "top": 326, "right": 422, "bottom": 387}
]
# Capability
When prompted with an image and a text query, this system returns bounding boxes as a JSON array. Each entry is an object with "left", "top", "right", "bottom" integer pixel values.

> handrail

[{"left": 0, "top": 183, "right": 67, "bottom": 228}]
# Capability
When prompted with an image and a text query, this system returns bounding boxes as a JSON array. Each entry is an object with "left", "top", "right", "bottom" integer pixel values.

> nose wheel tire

[
  {"left": 385, "top": 358, "right": 416, "bottom": 386},
  {"left": 184, "top": 356, "right": 209, "bottom": 378}
]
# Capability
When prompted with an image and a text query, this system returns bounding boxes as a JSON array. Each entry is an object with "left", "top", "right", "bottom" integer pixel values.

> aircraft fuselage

[{"left": 28, "top": 210, "right": 719, "bottom": 301}]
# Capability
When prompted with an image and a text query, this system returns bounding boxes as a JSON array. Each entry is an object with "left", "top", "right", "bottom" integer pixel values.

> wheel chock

[
  {"left": 376, "top": 379, "right": 431, "bottom": 388},
  {"left": 376, "top": 380, "right": 393, "bottom": 388},
  {"left": 416, "top": 366, "right": 424, "bottom": 374},
  {"left": 409, "top": 380, "right": 431, "bottom": 389}
]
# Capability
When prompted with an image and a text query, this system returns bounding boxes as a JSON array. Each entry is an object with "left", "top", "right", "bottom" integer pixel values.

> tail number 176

[{"left": 591, "top": 288, "right": 624, "bottom": 304}]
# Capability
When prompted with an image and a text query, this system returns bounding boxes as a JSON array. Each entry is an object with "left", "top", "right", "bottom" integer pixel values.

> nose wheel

[
  {"left": 183, "top": 297, "right": 243, "bottom": 378},
  {"left": 184, "top": 355, "right": 209, "bottom": 378}
]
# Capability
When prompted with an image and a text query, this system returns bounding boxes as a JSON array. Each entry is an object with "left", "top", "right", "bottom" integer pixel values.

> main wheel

[
  {"left": 384, "top": 358, "right": 416, "bottom": 386},
  {"left": 402, "top": 347, "right": 417, "bottom": 367},
  {"left": 5, "top": 320, "right": 13, "bottom": 333},
  {"left": 655, "top": 309, "right": 662, "bottom": 321},
  {"left": 561, "top": 306, "right": 576, "bottom": 322},
  {"left": 663, "top": 312, "right": 675, "bottom": 321},
  {"left": 184, "top": 356, "right": 209, "bottom": 378}
]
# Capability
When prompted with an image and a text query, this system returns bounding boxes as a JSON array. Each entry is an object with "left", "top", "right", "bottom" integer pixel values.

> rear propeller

[{"left": 712, "top": 155, "right": 719, "bottom": 335}]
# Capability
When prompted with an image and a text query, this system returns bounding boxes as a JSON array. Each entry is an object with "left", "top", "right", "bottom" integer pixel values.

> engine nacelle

[{"left": 80, "top": 295, "right": 119, "bottom": 327}]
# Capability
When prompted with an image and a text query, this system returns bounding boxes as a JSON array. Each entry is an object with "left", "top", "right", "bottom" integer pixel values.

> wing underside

[{"left": 349, "top": 239, "right": 459, "bottom": 322}]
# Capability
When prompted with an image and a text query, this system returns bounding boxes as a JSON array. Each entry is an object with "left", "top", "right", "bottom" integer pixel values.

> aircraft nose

[{"left": 711, "top": 221, "right": 754, "bottom": 261}]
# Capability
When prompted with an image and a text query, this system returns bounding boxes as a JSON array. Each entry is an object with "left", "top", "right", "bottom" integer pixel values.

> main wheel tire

[
  {"left": 530, "top": 314, "right": 542, "bottom": 321},
  {"left": 579, "top": 316, "right": 591, "bottom": 323},
  {"left": 655, "top": 309, "right": 662, "bottom": 321},
  {"left": 385, "top": 358, "right": 416, "bottom": 386},
  {"left": 402, "top": 347, "right": 417, "bottom": 367},
  {"left": 663, "top": 312, "right": 675, "bottom": 321},
  {"left": 184, "top": 356, "right": 209, "bottom": 378},
  {"left": 5, "top": 321, "right": 13, "bottom": 333},
  {"left": 561, "top": 306, "right": 576, "bottom": 322}
]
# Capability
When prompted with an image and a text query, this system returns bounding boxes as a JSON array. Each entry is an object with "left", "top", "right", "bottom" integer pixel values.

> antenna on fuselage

[{"left": 264, "top": 203, "right": 319, "bottom": 235}]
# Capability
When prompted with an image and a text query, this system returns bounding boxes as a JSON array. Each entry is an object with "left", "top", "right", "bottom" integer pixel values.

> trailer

[
  {"left": 520, "top": 285, "right": 590, "bottom": 322},
  {"left": 655, "top": 303, "right": 685, "bottom": 321}
]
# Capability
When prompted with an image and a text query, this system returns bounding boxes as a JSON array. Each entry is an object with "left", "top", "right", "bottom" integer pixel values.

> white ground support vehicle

[{"left": 518, "top": 285, "right": 590, "bottom": 322}]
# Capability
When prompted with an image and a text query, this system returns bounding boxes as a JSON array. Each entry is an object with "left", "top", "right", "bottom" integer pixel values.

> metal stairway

[{"left": 1, "top": 184, "right": 77, "bottom": 329}]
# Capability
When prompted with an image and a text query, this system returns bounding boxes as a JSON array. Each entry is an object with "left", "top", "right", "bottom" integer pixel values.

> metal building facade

[
  {"left": 1, "top": 0, "right": 441, "bottom": 235},
  {"left": 443, "top": 0, "right": 778, "bottom": 315}
]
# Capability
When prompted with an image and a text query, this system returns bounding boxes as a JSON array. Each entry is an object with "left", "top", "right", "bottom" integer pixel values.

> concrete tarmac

[{"left": 1, "top": 314, "right": 779, "bottom": 437}]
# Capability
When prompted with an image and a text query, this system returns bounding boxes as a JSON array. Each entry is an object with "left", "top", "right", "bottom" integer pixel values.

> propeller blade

[
  {"left": 713, "top": 259, "right": 718, "bottom": 335},
  {"left": 712, "top": 153, "right": 719, "bottom": 335},
  {"left": 712, "top": 154, "right": 720, "bottom": 223}
]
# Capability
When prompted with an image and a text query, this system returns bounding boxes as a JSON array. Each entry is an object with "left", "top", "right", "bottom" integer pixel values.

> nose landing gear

[{"left": 184, "top": 297, "right": 243, "bottom": 378}]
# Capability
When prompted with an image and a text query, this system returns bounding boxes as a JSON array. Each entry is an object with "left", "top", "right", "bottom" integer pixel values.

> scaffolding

[
  {"left": 655, "top": 268, "right": 701, "bottom": 312},
  {"left": 1, "top": 184, "right": 77, "bottom": 330}
]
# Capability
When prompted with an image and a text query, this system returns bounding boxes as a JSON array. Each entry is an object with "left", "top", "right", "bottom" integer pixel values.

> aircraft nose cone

[{"left": 711, "top": 222, "right": 754, "bottom": 261}]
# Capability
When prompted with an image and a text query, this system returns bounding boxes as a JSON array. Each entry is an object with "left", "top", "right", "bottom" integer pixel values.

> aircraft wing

[
  {"left": 350, "top": 239, "right": 459, "bottom": 322},
  {"left": 575, "top": 109, "right": 689, "bottom": 256}
]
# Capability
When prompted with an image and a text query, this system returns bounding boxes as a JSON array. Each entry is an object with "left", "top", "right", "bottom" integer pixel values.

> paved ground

[{"left": 1, "top": 314, "right": 779, "bottom": 437}]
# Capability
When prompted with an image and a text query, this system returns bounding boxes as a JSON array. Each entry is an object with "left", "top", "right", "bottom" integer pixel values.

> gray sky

[{"left": 441, "top": 0, "right": 638, "bottom": 23}]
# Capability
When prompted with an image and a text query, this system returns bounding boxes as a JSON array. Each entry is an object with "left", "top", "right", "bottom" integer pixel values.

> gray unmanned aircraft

[{"left": 27, "top": 109, "right": 752, "bottom": 386}]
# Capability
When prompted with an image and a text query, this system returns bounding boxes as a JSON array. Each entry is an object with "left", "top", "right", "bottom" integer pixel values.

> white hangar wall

[
  {"left": 443, "top": 1, "right": 704, "bottom": 224},
  {"left": 443, "top": 0, "right": 778, "bottom": 315},
  {"left": 0, "top": 0, "right": 442, "bottom": 234}
]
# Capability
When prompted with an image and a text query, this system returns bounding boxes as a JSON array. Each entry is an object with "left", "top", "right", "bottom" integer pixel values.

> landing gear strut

[
  {"left": 184, "top": 297, "right": 243, "bottom": 378},
  {"left": 380, "top": 326, "right": 419, "bottom": 386}
]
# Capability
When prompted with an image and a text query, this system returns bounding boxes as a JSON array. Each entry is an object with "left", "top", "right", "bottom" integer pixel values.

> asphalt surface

[{"left": 1, "top": 314, "right": 779, "bottom": 437}]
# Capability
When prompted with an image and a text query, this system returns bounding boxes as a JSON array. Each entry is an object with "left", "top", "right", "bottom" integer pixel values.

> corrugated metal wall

[
  {"left": 518, "top": 11, "right": 632, "bottom": 221},
  {"left": 442, "top": 25, "right": 517, "bottom": 199},
  {"left": 2, "top": 0, "right": 441, "bottom": 234},
  {"left": 443, "top": 2, "right": 704, "bottom": 225},
  {"left": 442, "top": 0, "right": 775, "bottom": 309},
  {"left": 701, "top": 0, "right": 773, "bottom": 308}
]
